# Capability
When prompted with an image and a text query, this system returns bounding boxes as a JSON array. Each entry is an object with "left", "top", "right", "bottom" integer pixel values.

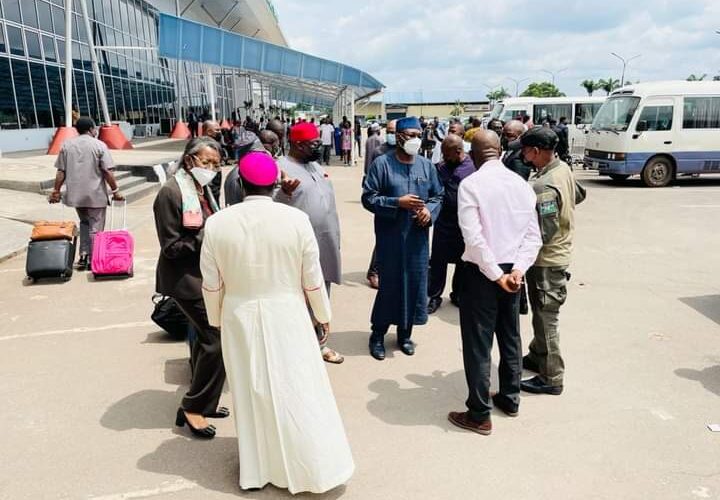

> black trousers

[
  {"left": 370, "top": 323, "right": 413, "bottom": 342},
  {"left": 428, "top": 255, "right": 461, "bottom": 302},
  {"left": 322, "top": 145, "right": 332, "bottom": 165},
  {"left": 459, "top": 263, "right": 522, "bottom": 421},
  {"left": 174, "top": 297, "right": 226, "bottom": 415}
]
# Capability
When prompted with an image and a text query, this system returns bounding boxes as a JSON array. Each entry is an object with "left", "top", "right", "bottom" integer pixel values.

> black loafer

[
  {"left": 398, "top": 340, "right": 415, "bottom": 356},
  {"left": 492, "top": 394, "right": 519, "bottom": 417},
  {"left": 369, "top": 339, "right": 385, "bottom": 360},
  {"left": 205, "top": 406, "right": 230, "bottom": 419},
  {"left": 522, "top": 355, "right": 540, "bottom": 373},
  {"left": 521, "top": 376, "right": 563, "bottom": 395},
  {"left": 427, "top": 298, "right": 442, "bottom": 315}
]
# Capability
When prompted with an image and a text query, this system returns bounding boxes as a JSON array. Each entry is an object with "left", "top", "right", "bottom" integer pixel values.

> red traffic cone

[
  {"left": 99, "top": 124, "right": 133, "bottom": 150},
  {"left": 47, "top": 126, "right": 79, "bottom": 154},
  {"left": 170, "top": 121, "right": 191, "bottom": 139},
  {"left": 220, "top": 118, "right": 232, "bottom": 129}
]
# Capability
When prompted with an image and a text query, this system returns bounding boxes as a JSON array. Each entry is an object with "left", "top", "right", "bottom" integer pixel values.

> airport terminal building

[{"left": 0, "top": 0, "right": 381, "bottom": 152}]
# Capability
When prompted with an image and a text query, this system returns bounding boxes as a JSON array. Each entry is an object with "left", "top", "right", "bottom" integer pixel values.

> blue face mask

[{"left": 386, "top": 132, "right": 396, "bottom": 146}]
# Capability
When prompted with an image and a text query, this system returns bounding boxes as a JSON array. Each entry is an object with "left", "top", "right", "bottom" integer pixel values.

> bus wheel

[
  {"left": 609, "top": 174, "right": 630, "bottom": 182},
  {"left": 641, "top": 156, "right": 673, "bottom": 187}
]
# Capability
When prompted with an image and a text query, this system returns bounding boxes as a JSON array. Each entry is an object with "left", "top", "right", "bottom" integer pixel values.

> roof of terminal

[{"left": 158, "top": 13, "right": 383, "bottom": 107}]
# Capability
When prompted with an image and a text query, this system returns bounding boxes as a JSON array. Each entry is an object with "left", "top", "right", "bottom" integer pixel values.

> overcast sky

[{"left": 271, "top": 0, "right": 720, "bottom": 97}]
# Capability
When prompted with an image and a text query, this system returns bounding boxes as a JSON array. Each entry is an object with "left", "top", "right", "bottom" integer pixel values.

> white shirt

[
  {"left": 319, "top": 123, "right": 335, "bottom": 145},
  {"left": 458, "top": 159, "right": 542, "bottom": 281}
]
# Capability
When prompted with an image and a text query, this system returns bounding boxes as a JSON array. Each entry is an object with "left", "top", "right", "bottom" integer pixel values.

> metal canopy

[{"left": 157, "top": 13, "right": 383, "bottom": 107}]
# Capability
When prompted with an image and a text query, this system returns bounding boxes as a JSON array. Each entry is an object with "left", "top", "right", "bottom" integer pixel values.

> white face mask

[
  {"left": 190, "top": 167, "right": 217, "bottom": 187},
  {"left": 402, "top": 137, "right": 422, "bottom": 156}
]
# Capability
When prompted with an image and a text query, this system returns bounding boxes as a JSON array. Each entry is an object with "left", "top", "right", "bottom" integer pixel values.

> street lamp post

[
  {"left": 610, "top": 52, "right": 641, "bottom": 86},
  {"left": 541, "top": 68, "right": 568, "bottom": 86},
  {"left": 506, "top": 77, "right": 529, "bottom": 97}
]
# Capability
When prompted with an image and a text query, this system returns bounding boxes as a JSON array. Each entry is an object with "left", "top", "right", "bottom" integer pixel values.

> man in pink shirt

[{"left": 448, "top": 130, "right": 542, "bottom": 436}]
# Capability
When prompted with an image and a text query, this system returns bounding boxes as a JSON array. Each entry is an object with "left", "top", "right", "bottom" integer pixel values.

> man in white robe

[{"left": 200, "top": 152, "right": 354, "bottom": 494}]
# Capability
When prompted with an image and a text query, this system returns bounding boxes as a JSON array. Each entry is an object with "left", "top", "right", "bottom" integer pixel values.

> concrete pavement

[{"left": 1, "top": 163, "right": 720, "bottom": 499}]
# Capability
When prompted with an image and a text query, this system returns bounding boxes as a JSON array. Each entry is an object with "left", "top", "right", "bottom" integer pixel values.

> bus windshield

[
  {"left": 490, "top": 103, "right": 504, "bottom": 120},
  {"left": 592, "top": 96, "right": 640, "bottom": 132}
]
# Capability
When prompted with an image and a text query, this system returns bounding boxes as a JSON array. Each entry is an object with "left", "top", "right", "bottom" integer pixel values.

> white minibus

[
  {"left": 490, "top": 96, "right": 606, "bottom": 160},
  {"left": 584, "top": 81, "right": 720, "bottom": 187}
]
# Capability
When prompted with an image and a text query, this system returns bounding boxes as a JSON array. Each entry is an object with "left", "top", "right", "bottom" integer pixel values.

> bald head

[
  {"left": 503, "top": 120, "right": 525, "bottom": 143},
  {"left": 470, "top": 129, "right": 501, "bottom": 168},
  {"left": 202, "top": 120, "right": 220, "bottom": 138},
  {"left": 386, "top": 119, "right": 397, "bottom": 134},
  {"left": 266, "top": 119, "right": 285, "bottom": 140},
  {"left": 441, "top": 133, "right": 465, "bottom": 165}
]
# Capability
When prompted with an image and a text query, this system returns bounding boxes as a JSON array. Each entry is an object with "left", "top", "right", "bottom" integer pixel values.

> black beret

[{"left": 520, "top": 126, "right": 559, "bottom": 150}]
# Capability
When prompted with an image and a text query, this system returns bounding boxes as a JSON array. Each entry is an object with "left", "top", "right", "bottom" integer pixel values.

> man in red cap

[{"left": 274, "top": 122, "right": 344, "bottom": 364}]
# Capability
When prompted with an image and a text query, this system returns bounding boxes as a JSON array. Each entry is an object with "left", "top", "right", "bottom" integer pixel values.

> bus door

[
  {"left": 572, "top": 102, "right": 602, "bottom": 159},
  {"left": 632, "top": 97, "right": 675, "bottom": 162}
]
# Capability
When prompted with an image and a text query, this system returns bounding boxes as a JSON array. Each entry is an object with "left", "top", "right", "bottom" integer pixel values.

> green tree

[
  {"left": 597, "top": 78, "right": 620, "bottom": 95},
  {"left": 450, "top": 100, "right": 466, "bottom": 117},
  {"left": 486, "top": 87, "right": 511, "bottom": 103},
  {"left": 580, "top": 79, "right": 597, "bottom": 96},
  {"left": 687, "top": 73, "right": 707, "bottom": 81},
  {"left": 520, "top": 82, "right": 565, "bottom": 98}
]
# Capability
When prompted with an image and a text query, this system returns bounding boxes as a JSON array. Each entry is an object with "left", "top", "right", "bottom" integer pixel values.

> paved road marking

[
  {"left": 89, "top": 479, "right": 197, "bottom": 499},
  {"left": 650, "top": 408, "right": 675, "bottom": 421},
  {"left": 0, "top": 321, "right": 155, "bottom": 341}
]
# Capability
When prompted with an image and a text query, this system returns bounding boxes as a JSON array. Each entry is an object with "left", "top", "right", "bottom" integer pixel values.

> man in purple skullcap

[
  {"left": 361, "top": 116, "right": 444, "bottom": 360},
  {"left": 200, "top": 150, "right": 355, "bottom": 494}
]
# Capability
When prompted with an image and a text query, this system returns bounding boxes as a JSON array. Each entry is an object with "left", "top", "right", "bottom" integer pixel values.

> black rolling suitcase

[{"left": 26, "top": 238, "right": 76, "bottom": 282}]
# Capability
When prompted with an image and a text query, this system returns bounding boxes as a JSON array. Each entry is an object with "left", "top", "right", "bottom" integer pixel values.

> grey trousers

[
  {"left": 75, "top": 207, "right": 107, "bottom": 257},
  {"left": 526, "top": 266, "right": 568, "bottom": 387}
]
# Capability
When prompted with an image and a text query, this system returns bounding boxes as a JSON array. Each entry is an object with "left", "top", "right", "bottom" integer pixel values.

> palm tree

[
  {"left": 687, "top": 73, "right": 707, "bottom": 81},
  {"left": 597, "top": 78, "right": 620, "bottom": 95},
  {"left": 580, "top": 79, "right": 596, "bottom": 96}
]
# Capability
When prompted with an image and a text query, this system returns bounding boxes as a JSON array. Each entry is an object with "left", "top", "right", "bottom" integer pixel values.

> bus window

[
  {"left": 636, "top": 105, "right": 674, "bottom": 131},
  {"left": 574, "top": 103, "right": 603, "bottom": 125},
  {"left": 683, "top": 97, "right": 720, "bottom": 129},
  {"left": 533, "top": 104, "right": 572, "bottom": 124},
  {"left": 592, "top": 96, "right": 640, "bottom": 132}
]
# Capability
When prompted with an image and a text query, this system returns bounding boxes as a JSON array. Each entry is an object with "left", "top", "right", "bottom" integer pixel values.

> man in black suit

[{"left": 501, "top": 120, "right": 531, "bottom": 180}]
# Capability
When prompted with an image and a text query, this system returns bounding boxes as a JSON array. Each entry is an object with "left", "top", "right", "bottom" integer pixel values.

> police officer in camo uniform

[{"left": 518, "top": 127, "right": 586, "bottom": 396}]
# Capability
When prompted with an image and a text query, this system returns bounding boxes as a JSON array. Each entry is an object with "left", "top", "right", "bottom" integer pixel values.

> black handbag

[{"left": 151, "top": 294, "right": 189, "bottom": 340}]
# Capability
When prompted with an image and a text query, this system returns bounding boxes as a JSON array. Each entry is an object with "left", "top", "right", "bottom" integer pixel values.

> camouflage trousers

[{"left": 526, "top": 266, "right": 568, "bottom": 387}]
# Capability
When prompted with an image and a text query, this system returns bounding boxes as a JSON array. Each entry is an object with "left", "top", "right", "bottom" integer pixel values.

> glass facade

[{"left": 0, "top": 0, "right": 183, "bottom": 129}]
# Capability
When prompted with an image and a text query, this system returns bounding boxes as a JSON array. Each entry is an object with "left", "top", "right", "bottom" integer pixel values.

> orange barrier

[
  {"left": 46, "top": 126, "right": 79, "bottom": 154},
  {"left": 99, "top": 124, "right": 133, "bottom": 150},
  {"left": 170, "top": 121, "right": 192, "bottom": 139}
]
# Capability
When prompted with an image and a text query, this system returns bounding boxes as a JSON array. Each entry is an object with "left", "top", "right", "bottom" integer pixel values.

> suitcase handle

[{"left": 109, "top": 199, "right": 127, "bottom": 230}]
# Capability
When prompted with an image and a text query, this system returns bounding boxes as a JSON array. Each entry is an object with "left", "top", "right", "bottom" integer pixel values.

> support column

[
  {"left": 207, "top": 67, "right": 216, "bottom": 121},
  {"left": 170, "top": 0, "right": 190, "bottom": 139},
  {"left": 80, "top": 0, "right": 131, "bottom": 149},
  {"left": 47, "top": 0, "right": 79, "bottom": 153}
]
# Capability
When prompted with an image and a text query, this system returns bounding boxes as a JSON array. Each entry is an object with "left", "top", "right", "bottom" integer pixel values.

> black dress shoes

[
  {"left": 492, "top": 394, "right": 519, "bottom": 417},
  {"left": 427, "top": 297, "right": 442, "bottom": 314},
  {"left": 522, "top": 355, "right": 540, "bottom": 373},
  {"left": 398, "top": 339, "right": 415, "bottom": 356},
  {"left": 369, "top": 338, "right": 385, "bottom": 360},
  {"left": 76, "top": 254, "right": 90, "bottom": 271},
  {"left": 520, "top": 376, "right": 563, "bottom": 395}
]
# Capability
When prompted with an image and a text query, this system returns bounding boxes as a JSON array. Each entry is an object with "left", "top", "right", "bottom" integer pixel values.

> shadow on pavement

[
  {"left": 679, "top": 295, "right": 720, "bottom": 326},
  {"left": 675, "top": 365, "right": 720, "bottom": 397},
  {"left": 367, "top": 370, "right": 469, "bottom": 430},
  {"left": 137, "top": 436, "right": 348, "bottom": 498},
  {"left": 100, "top": 388, "right": 185, "bottom": 431},
  {"left": 432, "top": 302, "right": 460, "bottom": 327},
  {"left": 329, "top": 330, "right": 396, "bottom": 359}
]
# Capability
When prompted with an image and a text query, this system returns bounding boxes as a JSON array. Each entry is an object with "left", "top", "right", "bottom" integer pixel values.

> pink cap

[{"left": 237, "top": 152, "right": 279, "bottom": 187}]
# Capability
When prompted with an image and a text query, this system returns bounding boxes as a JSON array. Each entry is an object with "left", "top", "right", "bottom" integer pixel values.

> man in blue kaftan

[{"left": 361, "top": 116, "right": 444, "bottom": 360}]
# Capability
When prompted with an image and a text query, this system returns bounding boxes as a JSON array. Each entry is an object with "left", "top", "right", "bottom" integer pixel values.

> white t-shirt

[{"left": 320, "top": 124, "right": 335, "bottom": 145}]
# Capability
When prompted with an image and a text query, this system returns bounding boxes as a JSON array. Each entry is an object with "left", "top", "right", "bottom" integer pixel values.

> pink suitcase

[{"left": 91, "top": 200, "right": 134, "bottom": 278}]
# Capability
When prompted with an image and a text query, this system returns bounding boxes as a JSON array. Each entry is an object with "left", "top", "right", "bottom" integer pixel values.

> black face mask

[
  {"left": 308, "top": 144, "right": 322, "bottom": 162},
  {"left": 519, "top": 152, "right": 534, "bottom": 168},
  {"left": 501, "top": 136, "right": 509, "bottom": 150}
]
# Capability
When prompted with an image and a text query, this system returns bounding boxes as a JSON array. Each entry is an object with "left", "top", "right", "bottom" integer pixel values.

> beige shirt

[
  {"left": 532, "top": 158, "right": 576, "bottom": 267},
  {"left": 55, "top": 134, "right": 114, "bottom": 208}
]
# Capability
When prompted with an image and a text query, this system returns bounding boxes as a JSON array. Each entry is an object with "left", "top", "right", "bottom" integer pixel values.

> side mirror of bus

[{"left": 636, "top": 121, "right": 648, "bottom": 132}]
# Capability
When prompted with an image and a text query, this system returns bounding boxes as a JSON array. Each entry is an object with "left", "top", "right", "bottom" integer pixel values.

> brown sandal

[{"left": 321, "top": 347, "right": 345, "bottom": 364}]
